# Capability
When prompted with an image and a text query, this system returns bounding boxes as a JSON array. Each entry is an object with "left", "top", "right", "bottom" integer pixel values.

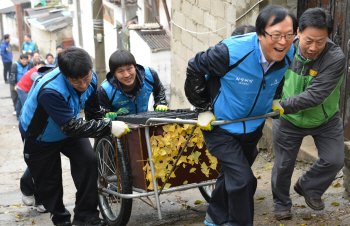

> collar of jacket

[
  {"left": 253, "top": 35, "right": 289, "bottom": 75},
  {"left": 106, "top": 64, "right": 146, "bottom": 101},
  {"left": 292, "top": 38, "right": 335, "bottom": 64}
]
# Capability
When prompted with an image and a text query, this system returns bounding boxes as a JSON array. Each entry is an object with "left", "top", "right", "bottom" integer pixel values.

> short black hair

[
  {"left": 109, "top": 50, "right": 136, "bottom": 74},
  {"left": 256, "top": 5, "right": 298, "bottom": 37},
  {"left": 299, "top": 7, "right": 333, "bottom": 35},
  {"left": 56, "top": 45, "right": 63, "bottom": 50},
  {"left": 25, "top": 34, "right": 31, "bottom": 39},
  {"left": 58, "top": 47, "right": 92, "bottom": 79},
  {"left": 20, "top": 54, "right": 28, "bottom": 59},
  {"left": 4, "top": 34, "right": 10, "bottom": 40},
  {"left": 46, "top": 53, "right": 53, "bottom": 59},
  {"left": 32, "top": 50, "right": 39, "bottom": 55},
  {"left": 232, "top": 25, "right": 256, "bottom": 36},
  {"left": 35, "top": 60, "right": 45, "bottom": 66}
]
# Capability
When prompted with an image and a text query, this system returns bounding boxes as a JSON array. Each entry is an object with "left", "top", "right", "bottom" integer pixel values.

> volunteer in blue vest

[
  {"left": 19, "top": 47, "right": 130, "bottom": 226},
  {"left": 98, "top": 50, "right": 168, "bottom": 120},
  {"left": 10, "top": 54, "right": 29, "bottom": 118},
  {"left": 184, "top": 5, "right": 297, "bottom": 226},
  {"left": 1, "top": 34, "right": 13, "bottom": 84},
  {"left": 21, "top": 34, "right": 38, "bottom": 55}
]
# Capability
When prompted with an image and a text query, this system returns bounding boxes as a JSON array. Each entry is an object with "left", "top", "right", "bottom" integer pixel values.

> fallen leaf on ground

[{"left": 194, "top": 200, "right": 202, "bottom": 205}]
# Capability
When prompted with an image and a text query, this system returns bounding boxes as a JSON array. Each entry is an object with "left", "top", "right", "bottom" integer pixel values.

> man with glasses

[
  {"left": 19, "top": 47, "right": 130, "bottom": 226},
  {"left": 271, "top": 8, "right": 346, "bottom": 220},
  {"left": 184, "top": 5, "right": 297, "bottom": 226}
]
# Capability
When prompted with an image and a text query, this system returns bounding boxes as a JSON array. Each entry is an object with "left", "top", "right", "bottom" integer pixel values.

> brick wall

[
  {"left": 170, "top": 0, "right": 234, "bottom": 108},
  {"left": 169, "top": 0, "right": 295, "bottom": 109}
]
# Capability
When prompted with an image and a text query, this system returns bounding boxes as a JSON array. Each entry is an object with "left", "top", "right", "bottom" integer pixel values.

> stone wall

[
  {"left": 169, "top": 0, "right": 296, "bottom": 109},
  {"left": 170, "top": 0, "right": 238, "bottom": 109}
]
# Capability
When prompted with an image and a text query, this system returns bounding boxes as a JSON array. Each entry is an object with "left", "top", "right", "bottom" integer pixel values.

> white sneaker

[
  {"left": 36, "top": 204, "right": 47, "bottom": 213},
  {"left": 13, "top": 111, "right": 16, "bottom": 116},
  {"left": 22, "top": 194, "right": 35, "bottom": 206}
]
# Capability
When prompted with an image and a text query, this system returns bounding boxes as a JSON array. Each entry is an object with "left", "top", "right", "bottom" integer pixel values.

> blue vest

[
  {"left": 20, "top": 67, "right": 98, "bottom": 142},
  {"left": 23, "top": 41, "right": 36, "bottom": 52},
  {"left": 214, "top": 34, "right": 294, "bottom": 134},
  {"left": 100, "top": 66, "right": 154, "bottom": 113},
  {"left": 15, "top": 61, "right": 29, "bottom": 82}
]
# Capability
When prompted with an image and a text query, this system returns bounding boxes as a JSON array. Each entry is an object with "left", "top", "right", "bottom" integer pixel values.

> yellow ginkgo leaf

[
  {"left": 194, "top": 200, "right": 202, "bottom": 205},
  {"left": 192, "top": 151, "right": 201, "bottom": 164},
  {"left": 190, "top": 168, "right": 196, "bottom": 173},
  {"left": 168, "top": 125, "right": 175, "bottom": 132},
  {"left": 183, "top": 180, "right": 188, "bottom": 185},
  {"left": 163, "top": 183, "right": 171, "bottom": 190}
]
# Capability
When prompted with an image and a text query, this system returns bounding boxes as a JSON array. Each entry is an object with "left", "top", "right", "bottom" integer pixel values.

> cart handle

[{"left": 145, "top": 110, "right": 280, "bottom": 126}]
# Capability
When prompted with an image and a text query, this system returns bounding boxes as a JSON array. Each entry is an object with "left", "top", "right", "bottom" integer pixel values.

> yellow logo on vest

[{"left": 309, "top": 69, "right": 318, "bottom": 77}]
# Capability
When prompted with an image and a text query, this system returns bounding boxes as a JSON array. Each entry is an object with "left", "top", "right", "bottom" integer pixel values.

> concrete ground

[{"left": 1, "top": 52, "right": 350, "bottom": 226}]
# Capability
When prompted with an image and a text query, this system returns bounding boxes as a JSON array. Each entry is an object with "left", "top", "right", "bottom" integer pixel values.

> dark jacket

[
  {"left": 98, "top": 64, "right": 167, "bottom": 114},
  {"left": 10, "top": 60, "right": 29, "bottom": 84},
  {"left": 280, "top": 38, "right": 345, "bottom": 128},
  {"left": 0, "top": 40, "right": 12, "bottom": 63}
]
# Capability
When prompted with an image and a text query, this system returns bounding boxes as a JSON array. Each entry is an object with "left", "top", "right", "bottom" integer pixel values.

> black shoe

[
  {"left": 274, "top": 209, "right": 292, "bottom": 220},
  {"left": 294, "top": 178, "right": 325, "bottom": 210},
  {"left": 5, "top": 81, "right": 9, "bottom": 84},
  {"left": 72, "top": 216, "right": 106, "bottom": 226},
  {"left": 56, "top": 222, "right": 72, "bottom": 226}
]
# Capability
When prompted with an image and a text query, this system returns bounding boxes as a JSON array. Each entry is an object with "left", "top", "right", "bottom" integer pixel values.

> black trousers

[
  {"left": 202, "top": 123, "right": 264, "bottom": 226},
  {"left": 24, "top": 137, "right": 99, "bottom": 225},
  {"left": 3, "top": 62, "right": 11, "bottom": 82},
  {"left": 10, "top": 83, "right": 17, "bottom": 111}
]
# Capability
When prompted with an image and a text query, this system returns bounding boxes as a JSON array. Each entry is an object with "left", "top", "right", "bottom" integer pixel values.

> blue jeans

[
  {"left": 16, "top": 88, "right": 28, "bottom": 120},
  {"left": 20, "top": 167, "right": 42, "bottom": 204}
]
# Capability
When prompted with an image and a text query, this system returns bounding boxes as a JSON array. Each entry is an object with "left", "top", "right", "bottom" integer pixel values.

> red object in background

[{"left": 62, "top": 37, "right": 74, "bottom": 49}]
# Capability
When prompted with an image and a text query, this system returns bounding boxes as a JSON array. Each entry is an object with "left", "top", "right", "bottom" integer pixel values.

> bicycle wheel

[
  {"left": 198, "top": 181, "right": 216, "bottom": 203},
  {"left": 95, "top": 137, "right": 132, "bottom": 226}
]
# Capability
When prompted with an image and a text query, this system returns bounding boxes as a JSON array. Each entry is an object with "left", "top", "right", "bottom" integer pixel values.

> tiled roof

[{"left": 135, "top": 29, "right": 171, "bottom": 52}]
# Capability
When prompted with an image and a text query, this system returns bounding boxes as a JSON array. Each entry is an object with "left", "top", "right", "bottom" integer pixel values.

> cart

[{"left": 94, "top": 110, "right": 279, "bottom": 226}]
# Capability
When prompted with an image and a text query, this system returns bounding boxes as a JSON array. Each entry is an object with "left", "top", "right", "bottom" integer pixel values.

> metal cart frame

[{"left": 97, "top": 111, "right": 279, "bottom": 222}]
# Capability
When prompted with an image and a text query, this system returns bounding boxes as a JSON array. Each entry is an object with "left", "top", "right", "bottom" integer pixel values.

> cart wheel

[
  {"left": 95, "top": 137, "right": 132, "bottom": 226},
  {"left": 198, "top": 181, "right": 216, "bottom": 203}
]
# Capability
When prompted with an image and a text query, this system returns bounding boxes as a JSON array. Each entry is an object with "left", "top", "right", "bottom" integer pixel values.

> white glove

[
  {"left": 111, "top": 121, "right": 131, "bottom": 138},
  {"left": 197, "top": 111, "right": 216, "bottom": 131}
]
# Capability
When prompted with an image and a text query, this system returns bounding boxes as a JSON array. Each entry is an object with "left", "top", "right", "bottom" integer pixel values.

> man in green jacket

[{"left": 271, "top": 7, "right": 346, "bottom": 220}]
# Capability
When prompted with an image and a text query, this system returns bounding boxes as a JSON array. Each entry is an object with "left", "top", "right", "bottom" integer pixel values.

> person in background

[
  {"left": 29, "top": 51, "right": 41, "bottom": 68},
  {"left": 184, "top": 5, "right": 297, "bottom": 226},
  {"left": 232, "top": 24, "right": 256, "bottom": 36},
  {"left": 45, "top": 53, "right": 54, "bottom": 65},
  {"left": 21, "top": 34, "right": 38, "bottom": 55},
  {"left": 10, "top": 54, "right": 29, "bottom": 118},
  {"left": 1, "top": 34, "right": 13, "bottom": 84},
  {"left": 271, "top": 7, "right": 346, "bottom": 220},
  {"left": 98, "top": 50, "right": 168, "bottom": 121},
  {"left": 16, "top": 60, "right": 46, "bottom": 118},
  {"left": 54, "top": 45, "right": 64, "bottom": 64}
]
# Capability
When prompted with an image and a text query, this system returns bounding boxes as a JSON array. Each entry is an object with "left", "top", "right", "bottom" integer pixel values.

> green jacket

[{"left": 280, "top": 39, "right": 345, "bottom": 128}]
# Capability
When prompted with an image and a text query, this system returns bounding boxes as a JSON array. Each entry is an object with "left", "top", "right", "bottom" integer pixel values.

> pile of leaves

[{"left": 143, "top": 123, "right": 218, "bottom": 190}]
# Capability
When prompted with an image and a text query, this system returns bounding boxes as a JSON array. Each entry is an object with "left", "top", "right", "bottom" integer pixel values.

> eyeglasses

[
  {"left": 264, "top": 31, "right": 295, "bottom": 41},
  {"left": 68, "top": 75, "right": 92, "bottom": 87}
]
